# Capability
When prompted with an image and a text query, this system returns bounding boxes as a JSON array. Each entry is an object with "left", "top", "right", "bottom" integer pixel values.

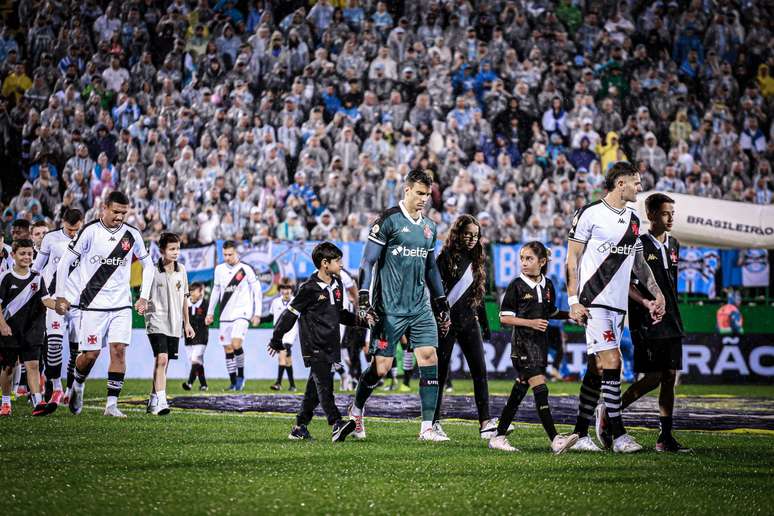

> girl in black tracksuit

[{"left": 432, "top": 214, "right": 496, "bottom": 437}]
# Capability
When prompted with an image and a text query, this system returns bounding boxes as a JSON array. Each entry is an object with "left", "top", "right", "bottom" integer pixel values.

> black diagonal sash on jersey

[
  {"left": 219, "top": 267, "right": 246, "bottom": 314},
  {"left": 2, "top": 274, "right": 36, "bottom": 317},
  {"left": 79, "top": 231, "right": 135, "bottom": 309},
  {"left": 579, "top": 219, "right": 639, "bottom": 307},
  {"left": 47, "top": 259, "right": 79, "bottom": 296}
]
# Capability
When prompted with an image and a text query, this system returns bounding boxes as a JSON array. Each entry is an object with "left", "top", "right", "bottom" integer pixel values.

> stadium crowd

[{"left": 0, "top": 0, "right": 772, "bottom": 247}]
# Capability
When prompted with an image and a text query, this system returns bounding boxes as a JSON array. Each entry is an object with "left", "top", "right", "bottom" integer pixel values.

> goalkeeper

[{"left": 348, "top": 169, "right": 452, "bottom": 442}]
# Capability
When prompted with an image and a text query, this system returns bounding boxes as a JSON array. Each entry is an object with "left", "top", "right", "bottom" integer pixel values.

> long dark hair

[
  {"left": 441, "top": 214, "right": 486, "bottom": 309},
  {"left": 522, "top": 241, "right": 549, "bottom": 276}
]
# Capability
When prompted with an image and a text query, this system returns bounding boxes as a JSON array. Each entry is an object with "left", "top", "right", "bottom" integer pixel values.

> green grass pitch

[{"left": 2, "top": 379, "right": 773, "bottom": 515}]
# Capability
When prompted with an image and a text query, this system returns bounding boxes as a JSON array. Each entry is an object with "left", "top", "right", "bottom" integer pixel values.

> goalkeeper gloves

[
  {"left": 358, "top": 290, "right": 378, "bottom": 326},
  {"left": 268, "top": 337, "right": 286, "bottom": 353},
  {"left": 432, "top": 296, "right": 451, "bottom": 336}
]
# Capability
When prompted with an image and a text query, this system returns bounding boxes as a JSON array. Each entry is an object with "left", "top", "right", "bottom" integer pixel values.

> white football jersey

[
  {"left": 32, "top": 228, "right": 78, "bottom": 300},
  {"left": 568, "top": 199, "right": 643, "bottom": 313},
  {"left": 207, "top": 261, "right": 262, "bottom": 322},
  {"left": 339, "top": 269, "right": 355, "bottom": 311},
  {"left": 56, "top": 220, "right": 154, "bottom": 310},
  {"left": 270, "top": 296, "right": 298, "bottom": 345}
]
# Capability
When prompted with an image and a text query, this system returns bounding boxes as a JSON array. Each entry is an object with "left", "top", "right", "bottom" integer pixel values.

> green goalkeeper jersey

[{"left": 367, "top": 202, "right": 437, "bottom": 317}]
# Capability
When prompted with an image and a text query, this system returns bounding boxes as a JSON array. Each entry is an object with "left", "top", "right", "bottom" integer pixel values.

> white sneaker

[
  {"left": 152, "top": 400, "right": 170, "bottom": 416},
  {"left": 551, "top": 433, "right": 580, "bottom": 455},
  {"left": 349, "top": 406, "right": 366, "bottom": 440},
  {"left": 613, "top": 433, "right": 643, "bottom": 453},
  {"left": 480, "top": 419, "right": 514, "bottom": 439},
  {"left": 570, "top": 435, "right": 603, "bottom": 452},
  {"left": 146, "top": 398, "right": 157, "bottom": 414},
  {"left": 418, "top": 428, "right": 450, "bottom": 442},
  {"left": 104, "top": 404, "right": 127, "bottom": 418},
  {"left": 489, "top": 435, "right": 518, "bottom": 452},
  {"left": 432, "top": 421, "right": 449, "bottom": 439}
]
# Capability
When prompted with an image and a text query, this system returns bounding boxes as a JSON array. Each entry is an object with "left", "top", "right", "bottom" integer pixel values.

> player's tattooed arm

[
  {"left": 633, "top": 249, "right": 666, "bottom": 319},
  {"left": 565, "top": 239, "right": 589, "bottom": 325}
]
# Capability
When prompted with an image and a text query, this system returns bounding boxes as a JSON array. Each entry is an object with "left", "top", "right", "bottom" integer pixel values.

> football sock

[
  {"left": 188, "top": 366, "right": 197, "bottom": 385},
  {"left": 573, "top": 370, "right": 601, "bottom": 437},
  {"left": 389, "top": 365, "right": 397, "bottom": 382},
  {"left": 73, "top": 365, "right": 88, "bottom": 388},
  {"left": 286, "top": 366, "right": 295, "bottom": 387},
  {"left": 31, "top": 392, "right": 42, "bottom": 405},
  {"left": 157, "top": 390, "right": 167, "bottom": 405},
  {"left": 497, "top": 382, "right": 528, "bottom": 436},
  {"left": 149, "top": 393, "right": 157, "bottom": 406},
  {"left": 52, "top": 378, "right": 62, "bottom": 391},
  {"left": 601, "top": 368, "right": 625, "bottom": 438},
  {"left": 66, "top": 342, "right": 78, "bottom": 389},
  {"left": 533, "top": 384, "right": 557, "bottom": 441},
  {"left": 658, "top": 416, "right": 673, "bottom": 440},
  {"left": 225, "top": 352, "right": 236, "bottom": 384},
  {"left": 276, "top": 365, "right": 285, "bottom": 385},
  {"left": 418, "top": 365, "right": 439, "bottom": 422},
  {"left": 106, "top": 372, "right": 124, "bottom": 407},
  {"left": 402, "top": 351, "right": 413, "bottom": 386},
  {"left": 198, "top": 365, "right": 208, "bottom": 387},
  {"left": 45, "top": 334, "right": 63, "bottom": 379},
  {"left": 20, "top": 363, "right": 27, "bottom": 388},
  {"left": 234, "top": 348, "right": 245, "bottom": 378},
  {"left": 1, "top": 395, "right": 9, "bottom": 405},
  {"left": 353, "top": 364, "right": 381, "bottom": 411}
]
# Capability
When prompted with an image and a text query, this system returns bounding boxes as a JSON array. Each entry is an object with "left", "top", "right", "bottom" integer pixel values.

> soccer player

[
  {"left": 31, "top": 220, "right": 48, "bottom": 250},
  {"left": 433, "top": 215, "right": 498, "bottom": 438},
  {"left": 269, "top": 279, "right": 297, "bottom": 391},
  {"left": 145, "top": 233, "right": 195, "bottom": 415},
  {"left": 0, "top": 239, "right": 47, "bottom": 416},
  {"left": 30, "top": 208, "right": 83, "bottom": 413},
  {"left": 565, "top": 161, "right": 665, "bottom": 453},
  {"left": 597, "top": 193, "right": 690, "bottom": 452},
  {"left": 491, "top": 242, "right": 578, "bottom": 453},
  {"left": 206, "top": 240, "right": 262, "bottom": 391},
  {"left": 183, "top": 282, "right": 209, "bottom": 391},
  {"left": 54, "top": 191, "right": 155, "bottom": 417},
  {"left": 350, "top": 169, "right": 451, "bottom": 442},
  {"left": 269, "top": 242, "right": 369, "bottom": 442}
]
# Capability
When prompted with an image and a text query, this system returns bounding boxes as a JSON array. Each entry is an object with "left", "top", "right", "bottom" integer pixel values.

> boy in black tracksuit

[{"left": 269, "top": 243, "right": 370, "bottom": 442}]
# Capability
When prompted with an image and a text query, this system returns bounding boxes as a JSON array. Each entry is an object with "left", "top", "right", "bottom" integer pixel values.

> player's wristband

[{"left": 568, "top": 296, "right": 579, "bottom": 306}]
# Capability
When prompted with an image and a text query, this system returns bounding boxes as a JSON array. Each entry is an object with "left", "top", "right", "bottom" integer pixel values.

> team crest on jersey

[
  {"left": 235, "top": 270, "right": 244, "bottom": 281},
  {"left": 120, "top": 237, "right": 131, "bottom": 252},
  {"left": 602, "top": 330, "right": 616, "bottom": 342},
  {"left": 30, "top": 282, "right": 37, "bottom": 292},
  {"left": 334, "top": 288, "right": 341, "bottom": 301},
  {"left": 423, "top": 224, "right": 432, "bottom": 239},
  {"left": 51, "top": 321, "right": 61, "bottom": 330},
  {"left": 545, "top": 289, "right": 551, "bottom": 302},
  {"left": 87, "top": 335, "right": 98, "bottom": 345},
  {"left": 647, "top": 253, "right": 658, "bottom": 261},
  {"left": 670, "top": 249, "right": 678, "bottom": 264},
  {"left": 631, "top": 223, "right": 639, "bottom": 236}
]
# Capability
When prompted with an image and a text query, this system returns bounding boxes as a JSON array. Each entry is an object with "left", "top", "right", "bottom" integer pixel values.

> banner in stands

[
  {"left": 216, "top": 240, "right": 365, "bottom": 315},
  {"left": 131, "top": 243, "right": 217, "bottom": 286},
  {"left": 678, "top": 247, "right": 720, "bottom": 298},
  {"left": 491, "top": 243, "right": 568, "bottom": 289},
  {"left": 632, "top": 192, "right": 774, "bottom": 249},
  {"left": 98, "top": 331, "right": 772, "bottom": 384}
]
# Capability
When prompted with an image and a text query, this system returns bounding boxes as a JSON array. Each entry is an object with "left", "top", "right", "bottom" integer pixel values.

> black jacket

[{"left": 272, "top": 272, "right": 364, "bottom": 366}]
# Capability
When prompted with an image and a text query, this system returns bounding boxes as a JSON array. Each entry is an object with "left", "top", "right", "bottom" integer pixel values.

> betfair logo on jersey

[
  {"left": 89, "top": 255, "right": 128, "bottom": 266},
  {"left": 596, "top": 242, "right": 636, "bottom": 256},
  {"left": 391, "top": 245, "right": 429, "bottom": 258}
]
